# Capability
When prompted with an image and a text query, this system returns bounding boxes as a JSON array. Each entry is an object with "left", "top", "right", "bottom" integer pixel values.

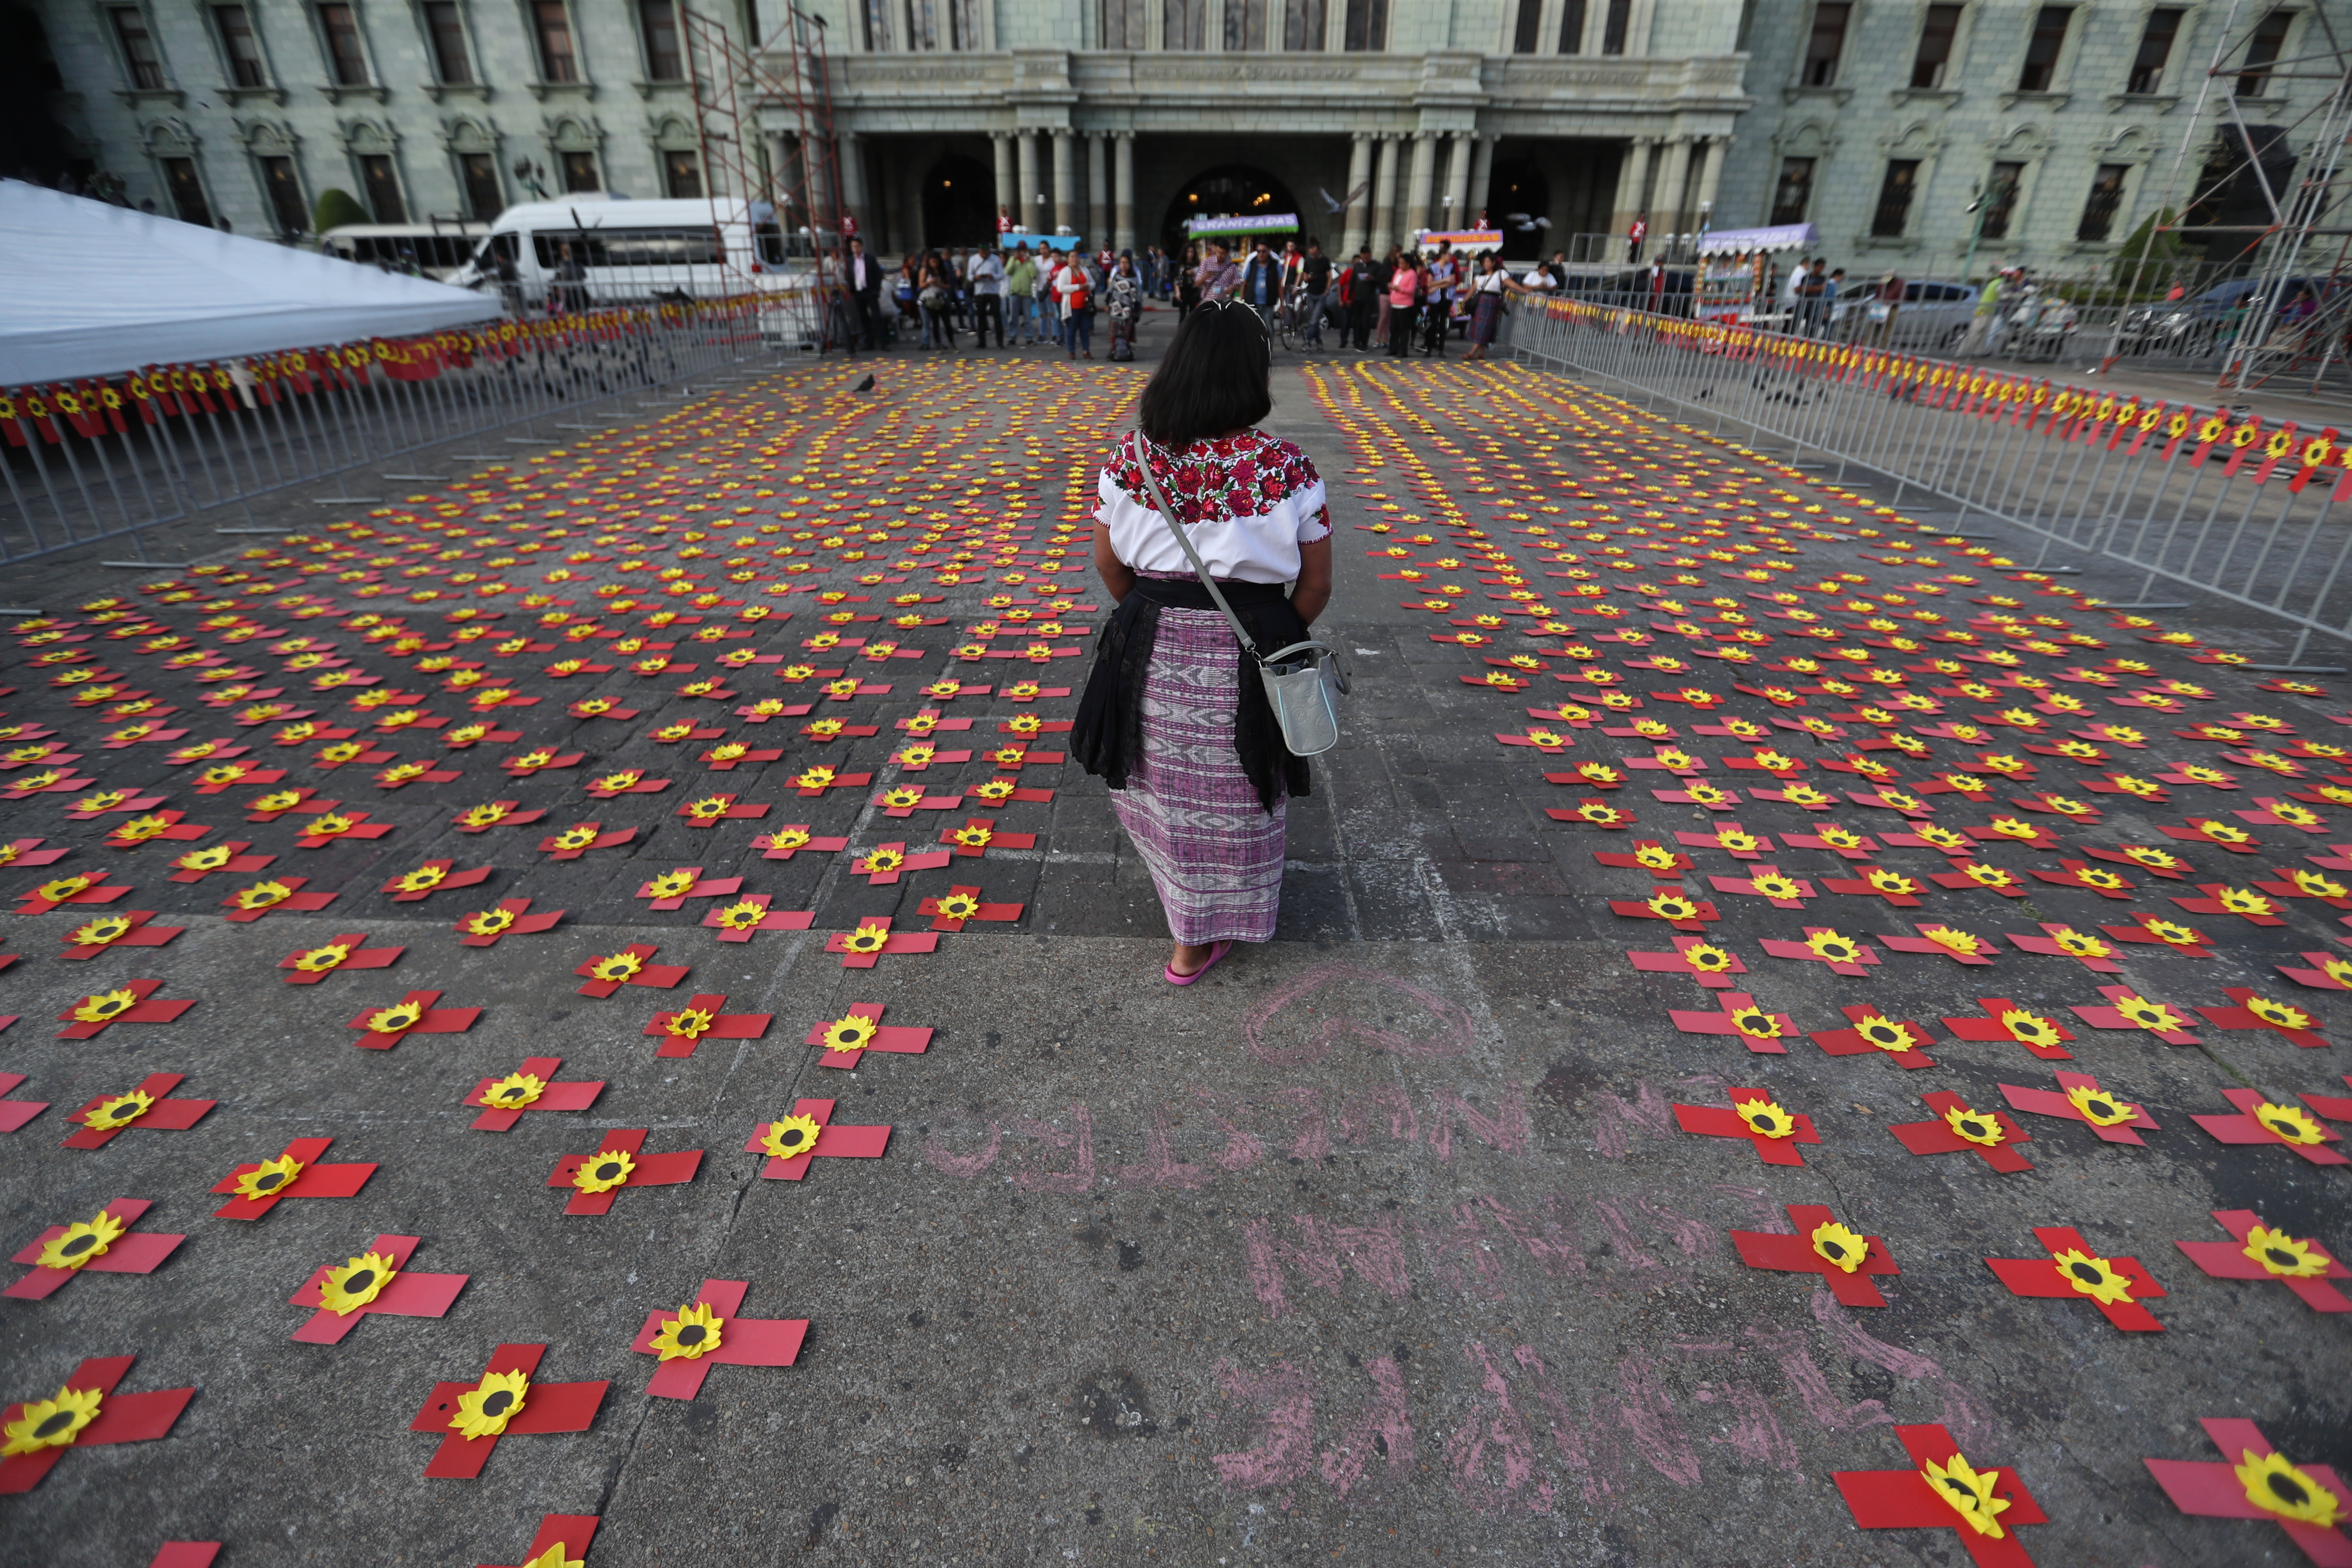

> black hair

[{"left": 1136, "top": 304, "right": 1272, "bottom": 448}]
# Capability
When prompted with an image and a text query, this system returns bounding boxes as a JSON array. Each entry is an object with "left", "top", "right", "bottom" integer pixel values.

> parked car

[
  {"left": 1827, "top": 280, "right": 1980, "bottom": 349},
  {"left": 2116, "top": 276, "right": 2332, "bottom": 355}
]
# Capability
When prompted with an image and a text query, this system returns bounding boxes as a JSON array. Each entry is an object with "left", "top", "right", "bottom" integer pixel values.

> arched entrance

[
  {"left": 1488, "top": 158, "right": 1552, "bottom": 261},
  {"left": 919, "top": 152, "right": 994, "bottom": 251},
  {"left": 1159, "top": 164, "right": 1303, "bottom": 260}
]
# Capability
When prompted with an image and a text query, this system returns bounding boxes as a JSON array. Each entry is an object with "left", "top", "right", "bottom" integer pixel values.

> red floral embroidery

[{"left": 1106, "top": 431, "right": 1322, "bottom": 526}]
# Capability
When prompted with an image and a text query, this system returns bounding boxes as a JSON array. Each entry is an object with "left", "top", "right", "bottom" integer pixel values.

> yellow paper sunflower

[
  {"left": 393, "top": 864, "right": 447, "bottom": 894},
  {"left": 232, "top": 879, "right": 293, "bottom": 910},
  {"left": 588, "top": 951, "right": 644, "bottom": 984},
  {"left": 819, "top": 1014, "right": 879, "bottom": 1054},
  {"left": 36, "top": 1208, "right": 126, "bottom": 1271},
  {"left": 70, "top": 988, "right": 139, "bottom": 1025},
  {"left": 645, "top": 870, "right": 698, "bottom": 900},
  {"left": 1, "top": 1385, "right": 104, "bottom": 1456},
  {"left": 1735, "top": 1099, "right": 1797, "bottom": 1139},
  {"left": 365, "top": 1000, "right": 425, "bottom": 1035},
  {"left": 2065, "top": 1085, "right": 2137, "bottom": 1126},
  {"left": 450, "top": 1369, "right": 530, "bottom": 1439},
  {"left": 483, "top": 1072, "right": 546, "bottom": 1109},
  {"left": 463, "top": 907, "right": 517, "bottom": 937},
  {"left": 233, "top": 1154, "right": 305, "bottom": 1201},
  {"left": 1922, "top": 1453, "right": 2012, "bottom": 1539},
  {"left": 1810, "top": 1221, "right": 1869, "bottom": 1273},
  {"left": 573, "top": 1148, "right": 635, "bottom": 1194},
  {"left": 2052, "top": 1248, "right": 2135, "bottom": 1305},
  {"left": 2236, "top": 1450, "right": 2343, "bottom": 1527},
  {"left": 760, "top": 1113, "right": 825, "bottom": 1158},
  {"left": 2242, "top": 1225, "right": 2333, "bottom": 1279},
  {"left": 666, "top": 1008, "right": 716, "bottom": 1041},
  {"left": 650, "top": 1302, "right": 726, "bottom": 1361},
  {"left": 1998, "top": 1010, "right": 2063, "bottom": 1048},
  {"left": 2254, "top": 1102, "right": 2327, "bottom": 1145},
  {"left": 318, "top": 1250, "right": 400, "bottom": 1315},
  {"left": 83, "top": 1088, "right": 154, "bottom": 1130},
  {"left": 291, "top": 943, "right": 352, "bottom": 973},
  {"left": 1943, "top": 1105, "right": 2005, "bottom": 1147},
  {"left": 65, "top": 916, "right": 134, "bottom": 948}
]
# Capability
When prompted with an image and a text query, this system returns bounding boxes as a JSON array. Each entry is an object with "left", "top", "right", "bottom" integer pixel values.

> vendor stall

[{"left": 1692, "top": 222, "right": 1818, "bottom": 325}]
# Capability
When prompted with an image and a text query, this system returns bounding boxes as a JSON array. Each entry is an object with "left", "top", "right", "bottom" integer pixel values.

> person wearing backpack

[{"left": 1106, "top": 250, "right": 1142, "bottom": 361}]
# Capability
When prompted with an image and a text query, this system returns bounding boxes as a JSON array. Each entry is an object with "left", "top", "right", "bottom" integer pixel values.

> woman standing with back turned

[{"left": 1072, "top": 303, "right": 1335, "bottom": 983}]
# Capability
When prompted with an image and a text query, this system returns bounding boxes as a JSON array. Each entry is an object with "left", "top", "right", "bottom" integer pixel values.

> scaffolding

[
  {"left": 683, "top": 2, "right": 849, "bottom": 350},
  {"left": 2102, "top": 1, "right": 2352, "bottom": 396}
]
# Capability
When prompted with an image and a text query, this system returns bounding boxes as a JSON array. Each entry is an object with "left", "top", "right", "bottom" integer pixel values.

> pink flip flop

[{"left": 1165, "top": 940, "right": 1233, "bottom": 986}]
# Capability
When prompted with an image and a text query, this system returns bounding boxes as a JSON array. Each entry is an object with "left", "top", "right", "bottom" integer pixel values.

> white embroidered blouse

[{"left": 1094, "top": 429, "right": 1332, "bottom": 584}]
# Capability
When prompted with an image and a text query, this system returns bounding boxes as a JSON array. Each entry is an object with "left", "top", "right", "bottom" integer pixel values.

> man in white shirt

[{"left": 969, "top": 246, "right": 1006, "bottom": 349}]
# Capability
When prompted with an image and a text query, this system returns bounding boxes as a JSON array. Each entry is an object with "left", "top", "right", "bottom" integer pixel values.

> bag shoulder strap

[{"left": 1131, "top": 432, "right": 1263, "bottom": 662}]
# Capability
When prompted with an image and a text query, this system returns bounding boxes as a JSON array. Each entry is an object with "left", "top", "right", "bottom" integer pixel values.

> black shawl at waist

[{"left": 1069, "top": 575, "right": 1310, "bottom": 815}]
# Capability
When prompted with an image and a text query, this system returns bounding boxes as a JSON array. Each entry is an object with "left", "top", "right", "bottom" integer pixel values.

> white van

[
  {"left": 446, "top": 196, "right": 802, "bottom": 307},
  {"left": 322, "top": 222, "right": 489, "bottom": 281}
]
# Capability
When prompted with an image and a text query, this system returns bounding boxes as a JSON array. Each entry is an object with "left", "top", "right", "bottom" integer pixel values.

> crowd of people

[{"left": 832, "top": 230, "right": 1577, "bottom": 362}]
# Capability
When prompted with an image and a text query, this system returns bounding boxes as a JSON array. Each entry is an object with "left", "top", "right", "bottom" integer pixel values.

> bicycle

[{"left": 1275, "top": 285, "right": 1309, "bottom": 352}]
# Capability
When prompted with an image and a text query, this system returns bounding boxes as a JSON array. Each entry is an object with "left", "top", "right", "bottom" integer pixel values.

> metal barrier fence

[
  {"left": 0, "top": 285, "right": 824, "bottom": 568},
  {"left": 1510, "top": 294, "right": 2352, "bottom": 668}
]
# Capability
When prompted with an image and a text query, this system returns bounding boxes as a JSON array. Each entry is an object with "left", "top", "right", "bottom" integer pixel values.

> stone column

[
  {"left": 1340, "top": 131, "right": 1372, "bottom": 256},
  {"left": 1655, "top": 136, "right": 1691, "bottom": 245},
  {"left": 1052, "top": 129, "right": 1075, "bottom": 233},
  {"left": 1442, "top": 130, "right": 1473, "bottom": 232},
  {"left": 1692, "top": 136, "right": 1725, "bottom": 229},
  {"left": 1403, "top": 130, "right": 1437, "bottom": 244},
  {"left": 1086, "top": 132, "right": 1108, "bottom": 246},
  {"left": 1114, "top": 132, "right": 1136, "bottom": 255},
  {"left": 1610, "top": 138, "right": 1651, "bottom": 242},
  {"left": 992, "top": 132, "right": 1014, "bottom": 237},
  {"left": 837, "top": 130, "right": 869, "bottom": 242},
  {"left": 1017, "top": 132, "right": 1041, "bottom": 234},
  {"left": 1369, "top": 133, "right": 1399, "bottom": 255},
  {"left": 1467, "top": 135, "right": 1496, "bottom": 230}
]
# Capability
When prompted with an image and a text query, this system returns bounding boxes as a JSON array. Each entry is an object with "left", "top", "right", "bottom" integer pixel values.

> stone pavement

[{"left": 0, "top": 351, "right": 2346, "bottom": 1567}]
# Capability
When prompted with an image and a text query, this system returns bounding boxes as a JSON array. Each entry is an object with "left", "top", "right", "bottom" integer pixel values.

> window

[
  {"left": 861, "top": 0, "right": 891, "bottom": 50},
  {"left": 422, "top": 2, "right": 472, "bottom": 82},
  {"left": 948, "top": 0, "right": 977, "bottom": 49},
  {"left": 1802, "top": 3, "right": 1849, "bottom": 86},
  {"left": 2129, "top": 8, "right": 2182, "bottom": 93},
  {"left": 358, "top": 153, "right": 404, "bottom": 221},
  {"left": 1164, "top": 0, "right": 1203, "bottom": 47},
  {"left": 2018, "top": 6, "right": 2071, "bottom": 92},
  {"left": 1559, "top": 0, "right": 1587, "bottom": 51},
  {"left": 662, "top": 149, "right": 702, "bottom": 198},
  {"left": 1600, "top": 0, "right": 1628, "bottom": 52},
  {"left": 460, "top": 152, "right": 502, "bottom": 218},
  {"left": 1979, "top": 160, "right": 2023, "bottom": 238},
  {"left": 1225, "top": 0, "right": 1265, "bottom": 49},
  {"left": 317, "top": 3, "right": 368, "bottom": 84},
  {"left": 533, "top": 0, "right": 577, "bottom": 81},
  {"left": 1513, "top": 0, "right": 1541, "bottom": 51},
  {"left": 639, "top": 0, "right": 681, "bottom": 76},
  {"left": 561, "top": 150, "right": 600, "bottom": 192},
  {"left": 1911, "top": 4, "right": 1961, "bottom": 89},
  {"left": 1871, "top": 159, "right": 1920, "bottom": 236},
  {"left": 1102, "top": 0, "right": 1143, "bottom": 45},
  {"left": 2077, "top": 162, "right": 2128, "bottom": 240},
  {"left": 111, "top": 7, "right": 164, "bottom": 90},
  {"left": 1342, "top": 0, "right": 1385, "bottom": 50},
  {"left": 530, "top": 227, "right": 724, "bottom": 267},
  {"left": 903, "top": 0, "right": 935, "bottom": 48},
  {"left": 161, "top": 157, "right": 212, "bottom": 224},
  {"left": 215, "top": 6, "right": 266, "bottom": 87},
  {"left": 1283, "top": 0, "right": 1325, "bottom": 49},
  {"left": 2239, "top": 9, "right": 2291, "bottom": 96},
  {"left": 258, "top": 155, "right": 307, "bottom": 234},
  {"left": 1769, "top": 157, "right": 1815, "bottom": 226}
]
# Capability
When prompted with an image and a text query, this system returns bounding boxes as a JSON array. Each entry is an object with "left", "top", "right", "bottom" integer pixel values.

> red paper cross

[
  {"left": 537, "top": 821, "right": 638, "bottom": 860},
  {"left": 0, "top": 1354, "right": 195, "bottom": 1494},
  {"left": 824, "top": 918, "right": 939, "bottom": 968},
  {"left": 566, "top": 698, "right": 638, "bottom": 720},
  {"left": 548, "top": 1129, "right": 703, "bottom": 1215},
  {"left": 1607, "top": 889, "right": 1719, "bottom": 928},
  {"left": 348, "top": 989, "right": 480, "bottom": 1049},
  {"left": 1832, "top": 1423, "right": 2046, "bottom": 1568},
  {"left": 452, "top": 798, "right": 549, "bottom": 832},
  {"left": 700, "top": 893, "right": 815, "bottom": 941},
  {"left": 631, "top": 1279, "right": 808, "bottom": 1400},
  {"left": 55, "top": 977, "right": 193, "bottom": 1039},
  {"left": 2145, "top": 1418, "right": 2352, "bottom": 1567},
  {"left": 288, "top": 1232, "right": 468, "bottom": 1344},
  {"left": 920, "top": 885, "right": 1024, "bottom": 931},
  {"left": 1890, "top": 1092, "right": 2033, "bottom": 1173},
  {"left": 63, "top": 1072, "right": 213, "bottom": 1148},
  {"left": 1730, "top": 1202, "right": 1899, "bottom": 1306},
  {"left": 1941, "top": 997, "right": 2076, "bottom": 1059},
  {"left": 410, "top": 1343, "right": 608, "bottom": 1479},
  {"left": 100, "top": 810, "right": 210, "bottom": 849},
  {"left": 1672, "top": 1087, "right": 1818, "bottom": 1165},
  {"left": 293, "top": 810, "right": 394, "bottom": 848},
  {"left": 1596, "top": 839, "right": 1694, "bottom": 878},
  {"left": 478, "top": 1515, "right": 600, "bottom": 1568},
  {"left": 942, "top": 815, "right": 1037, "bottom": 858},
  {"left": 1758, "top": 925, "right": 1881, "bottom": 974},
  {"left": 2199, "top": 987, "right": 2332, "bottom": 1047},
  {"left": 1669, "top": 990, "right": 1797, "bottom": 1054},
  {"left": 64, "top": 789, "right": 166, "bottom": 821},
  {"left": 2175, "top": 1209, "right": 2350, "bottom": 1314},
  {"left": 0, "top": 837, "right": 72, "bottom": 866},
  {"left": 645, "top": 993, "right": 772, "bottom": 1058},
  {"left": 2060, "top": 983, "right": 2200, "bottom": 1043},
  {"left": 805, "top": 1003, "right": 933, "bottom": 1068},
  {"left": 278, "top": 931, "right": 404, "bottom": 983},
  {"left": 2101, "top": 911, "right": 2216, "bottom": 956},
  {"left": 466, "top": 1056, "right": 604, "bottom": 1131},
  {"left": 746, "top": 1097, "right": 892, "bottom": 1179},
  {"left": 584, "top": 771, "right": 670, "bottom": 798},
  {"left": 211, "top": 1136, "right": 376, "bottom": 1219},
  {"left": 635, "top": 866, "right": 742, "bottom": 910},
  {"left": 752, "top": 824, "right": 849, "bottom": 859},
  {"left": 60, "top": 909, "right": 185, "bottom": 959},
  {"left": 1821, "top": 864, "right": 1926, "bottom": 905},
  {"left": 2026, "top": 858, "right": 2138, "bottom": 898},
  {"left": 2193, "top": 1088, "right": 2349, "bottom": 1166},
  {"left": 1626, "top": 934, "right": 1746, "bottom": 986},
  {"left": 677, "top": 792, "right": 771, "bottom": 828},
  {"left": 15, "top": 871, "right": 131, "bottom": 913},
  {"left": 0, "top": 1071, "right": 45, "bottom": 1133},
  {"left": 149, "top": 1543, "right": 220, "bottom": 1568},
  {"left": 380, "top": 860, "right": 493, "bottom": 902},
  {"left": 6, "top": 1197, "right": 184, "bottom": 1300},
  {"left": 453, "top": 897, "right": 565, "bottom": 946},
  {"left": 188, "top": 764, "right": 281, "bottom": 795},
  {"left": 1986, "top": 1224, "right": 2166, "bottom": 1330},
  {"left": 165, "top": 842, "right": 273, "bottom": 881},
  {"left": 575, "top": 944, "right": 689, "bottom": 997},
  {"left": 220, "top": 874, "right": 337, "bottom": 922},
  {"left": 1999, "top": 1071, "right": 2159, "bottom": 1146},
  {"left": 2005, "top": 922, "right": 2123, "bottom": 971}
]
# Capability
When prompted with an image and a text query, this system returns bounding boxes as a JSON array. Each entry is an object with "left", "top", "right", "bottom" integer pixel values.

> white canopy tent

[{"left": 0, "top": 181, "right": 502, "bottom": 386}]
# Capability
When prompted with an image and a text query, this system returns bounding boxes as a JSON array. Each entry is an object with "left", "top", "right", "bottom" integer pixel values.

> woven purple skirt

[{"left": 1110, "top": 601, "right": 1286, "bottom": 944}]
